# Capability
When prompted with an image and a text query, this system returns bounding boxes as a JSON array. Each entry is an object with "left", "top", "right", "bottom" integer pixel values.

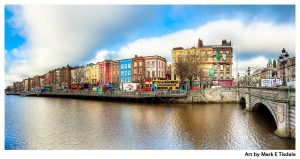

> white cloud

[
  {"left": 88, "top": 50, "right": 110, "bottom": 64},
  {"left": 5, "top": 6, "right": 160, "bottom": 86},
  {"left": 106, "top": 19, "right": 294, "bottom": 63},
  {"left": 232, "top": 56, "right": 269, "bottom": 79}
]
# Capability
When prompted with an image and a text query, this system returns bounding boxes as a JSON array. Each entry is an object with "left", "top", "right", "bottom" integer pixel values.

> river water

[{"left": 5, "top": 95, "right": 295, "bottom": 150}]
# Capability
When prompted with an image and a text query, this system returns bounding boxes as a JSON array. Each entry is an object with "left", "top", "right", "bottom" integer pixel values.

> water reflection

[{"left": 5, "top": 96, "right": 295, "bottom": 149}]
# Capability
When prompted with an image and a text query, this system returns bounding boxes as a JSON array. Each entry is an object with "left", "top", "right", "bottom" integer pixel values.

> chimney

[{"left": 198, "top": 38, "right": 203, "bottom": 48}]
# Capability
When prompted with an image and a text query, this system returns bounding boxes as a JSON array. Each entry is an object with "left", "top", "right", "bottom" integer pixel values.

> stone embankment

[{"left": 174, "top": 87, "right": 238, "bottom": 104}]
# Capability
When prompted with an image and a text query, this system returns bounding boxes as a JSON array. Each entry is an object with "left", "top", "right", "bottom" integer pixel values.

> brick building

[{"left": 132, "top": 55, "right": 145, "bottom": 83}]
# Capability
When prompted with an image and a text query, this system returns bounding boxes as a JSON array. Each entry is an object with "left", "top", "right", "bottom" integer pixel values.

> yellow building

[
  {"left": 87, "top": 63, "right": 100, "bottom": 85},
  {"left": 171, "top": 47, "right": 199, "bottom": 81}
]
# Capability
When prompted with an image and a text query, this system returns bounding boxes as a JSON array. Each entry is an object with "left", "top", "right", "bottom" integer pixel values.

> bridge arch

[
  {"left": 250, "top": 100, "right": 278, "bottom": 128},
  {"left": 239, "top": 96, "right": 246, "bottom": 109}
]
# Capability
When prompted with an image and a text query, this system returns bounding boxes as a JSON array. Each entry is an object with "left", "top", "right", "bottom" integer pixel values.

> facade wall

[
  {"left": 145, "top": 55, "right": 166, "bottom": 80},
  {"left": 60, "top": 65, "right": 72, "bottom": 89},
  {"left": 171, "top": 39, "right": 233, "bottom": 88},
  {"left": 166, "top": 64, "right": 172, "bottom": 80},
  {"left": 277, "top": 57, "right": 295, "bottom": 83},
  {"left": 88, "top": 63, "right": 100, "bottom": 85},
  {"left": 31, "top": 75, "right": 40, "bottom": 90},
  {"left": 132, "top": 55, "right": 145, "bottom": 83},
  {"left": 119, "top": 59, "right": 132, "bottom": 83},
  {"left": 40, "top": 75, "right": 44, "bottom": 88},
  {"left": 44, "top": 71, "right": 54, "bottom": 88},
  {"left": 71, "top": 66, "right": 85, "bottom": 85},
  {"left": 99, "top": 61, "right": 110, "bottom": 85},
  {"left": 83, "top": 66, "right": 90, "bottom": 84},
  {"left": 111, "top": 61, "right": 120, "bottom": 84}
]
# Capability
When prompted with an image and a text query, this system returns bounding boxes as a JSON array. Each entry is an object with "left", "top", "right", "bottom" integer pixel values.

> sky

[{"left": 5, "top": 5, "right": 295, "bottom": 86}]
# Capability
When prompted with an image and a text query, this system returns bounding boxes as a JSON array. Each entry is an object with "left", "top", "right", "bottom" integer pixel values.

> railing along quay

[{"left": 39, "top": 90, "right": 187, "bottom": 98}]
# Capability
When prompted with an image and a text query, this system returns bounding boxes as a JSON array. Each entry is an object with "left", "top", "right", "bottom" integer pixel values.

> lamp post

[
  {"left": 237, "top": 72, "right": 240, "bottom": 87},
  {"left": 247, "top": 67, "right": 250, "bottom": 86},
  {"left": 278, "top": 48, "right": 289, "bottom": 86}
]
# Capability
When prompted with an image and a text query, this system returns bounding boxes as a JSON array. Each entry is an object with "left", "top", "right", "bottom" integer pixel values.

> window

[
  {"left": 220, "top": 74, "right": 224, "bottom": 79},
  {"left": 226, "top": 65, "right": 230, "bottom": 72},
  {"left": 139, "top": 69, "right": 142, "bottom": 74},
  {"left": 128, "top": 64, "right": 131, "bottom": 68},
  {"left": 214, "top": 64, "right": 218, "bottom": 71},
  {"left": 121, "top": 78, "right": 124, "bottom": 82},
  {"left": 151, "top": 61, "right": 155, "bottom": 67},
  {"left": 152, "top": 71, "right": 155, "bottom": 77},
  {"left": 128, "top": 71, "right": 131, "bottom": 75},
  {"left": 146, "top": 61, "right": 150, "bottom": 67},
  {"left": 220, "top": 65, "right": 224, "bottom": 71},
  {"left": 159, "top": 62, "right": 161, "bottom": 68},
  {"left": 124, "top": 71, "right": 127, "bottom": 76},
  {"left": 128, "top": 77, "right": 131, "bottom": 82},
  {"left": 158, "top": 71, "right": 160, "bottom": 77},
  {"left": 121, "top": 71, "right": 124, "bottom": 76},
  {"left": 134, "top": 62, "right": 137, "bottom": 67},
  {"left": 121, "top": 64, "right": 124, "bottom": 69},
  {"left": 124, "top": 64, "right": 127, "bottom": 69},
  {"left": 147, "top": 71, "right": 150, "bottom": 78},
  {"left": 139, "top": 61, "right": 142, "bottom": 67},
  {"left": 214, "top": 74, "right": 218, "bottom": 79},
  {"left": 222, "top": 54, "right": 226, "bottom": 61},
  {"left": 226, "top": 73, "right": 230, "bottom": 79},
  {"left": 134, "top": 69, "right": 137, "bottom": 74}
]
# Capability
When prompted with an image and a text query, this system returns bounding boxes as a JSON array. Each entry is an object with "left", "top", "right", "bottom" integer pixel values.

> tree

[{"left": 174, "top": 50, "right": 200, "bottom": 90}]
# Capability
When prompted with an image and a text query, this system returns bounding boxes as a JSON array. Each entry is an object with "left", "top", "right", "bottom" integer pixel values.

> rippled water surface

[{"left": 5, "top": 95, "right": 295, "bottom": 149}]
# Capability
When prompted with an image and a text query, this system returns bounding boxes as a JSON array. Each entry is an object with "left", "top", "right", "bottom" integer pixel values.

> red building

[
  {"left": 44, "top": 71, "right": 55, "bottom": 89},
  {"left": 31, "top": 75, "right": 41, "bottom": 91},
  {"left": 99, "top": 60, "right": 111, "bottom": 85}
]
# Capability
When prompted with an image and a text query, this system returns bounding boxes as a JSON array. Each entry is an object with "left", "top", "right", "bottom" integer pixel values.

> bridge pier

[
  {"left": 274, "top": 103, "right": 289, "bottom": 138},
  {"left": 244, "top": 93, "right": 251, "bottom": 111}
]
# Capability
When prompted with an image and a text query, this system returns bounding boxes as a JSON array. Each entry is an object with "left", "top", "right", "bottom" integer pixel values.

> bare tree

[{"left": 174, "top": 51, "right": 200, "bottom": 90}]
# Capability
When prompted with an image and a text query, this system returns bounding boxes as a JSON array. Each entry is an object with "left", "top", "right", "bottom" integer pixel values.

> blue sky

[{"left": 5, "top": 5, "right": 295, "bottom": 86}]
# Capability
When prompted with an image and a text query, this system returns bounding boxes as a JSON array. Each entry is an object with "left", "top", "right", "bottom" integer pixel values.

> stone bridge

[{"left": 237, "top": 87, "right": 295, "bottom": 138}]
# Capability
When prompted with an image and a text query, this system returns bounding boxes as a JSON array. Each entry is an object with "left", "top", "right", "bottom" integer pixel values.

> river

[{"left": 5, "top": 95, "right": 295, "bottom": 150}]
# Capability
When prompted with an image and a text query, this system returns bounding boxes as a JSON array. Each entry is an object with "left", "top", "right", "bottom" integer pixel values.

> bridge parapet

[{"left": 238, "top": 87, "right": 294, "bottom": 103}]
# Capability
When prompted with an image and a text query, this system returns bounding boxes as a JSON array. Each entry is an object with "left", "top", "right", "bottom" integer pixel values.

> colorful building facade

[
  {"left": 31, "top": 75, "right": 41, "bottom": 91},
  {"left": 87, "top": 63, "right": 100, "bottom": 85},
  {"left": 110, "top": 60, "right": 120, "bottom": 85},
  {"left": 132, "top": 55, "right": 145, "bottom": 83},
  {"left": 99, "top": 60, "right": 111, "bottom": 85},
  {"left": 119, "top": 59, "right": 132, "bottom": 83},
  {"left": 71, "top": 66, "right": 86, "bottom": 86},
  {"left": 145, "top": 55, "right": 167, "bottom": 80}
]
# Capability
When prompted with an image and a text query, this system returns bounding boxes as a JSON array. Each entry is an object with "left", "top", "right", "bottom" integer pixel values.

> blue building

[{"left": 119, "top": 58, "right": 132, "bottom": 83}]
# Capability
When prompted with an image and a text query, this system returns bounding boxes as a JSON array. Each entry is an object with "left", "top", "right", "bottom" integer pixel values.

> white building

[{"left": 144, "top": 55, "right": 167, "bottom": 80}]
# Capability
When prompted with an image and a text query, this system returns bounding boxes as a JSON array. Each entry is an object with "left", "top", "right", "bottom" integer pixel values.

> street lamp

[
  {"left": 237, "top": 72, "right": 240, "bottom": 87},
  {"left": 278, "top": 48, "right": 289, "bottom": 86},
  {"left": 247, "top": 67, "right": 250, "bottom": 86}
]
